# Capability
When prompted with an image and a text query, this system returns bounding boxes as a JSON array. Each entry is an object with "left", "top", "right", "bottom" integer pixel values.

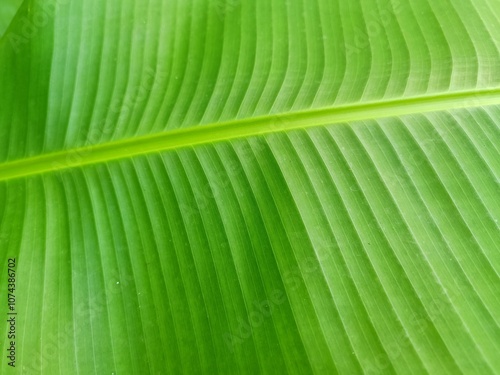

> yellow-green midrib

[{"left": 1, "top": 87, "right": 500, "bottom": 182}]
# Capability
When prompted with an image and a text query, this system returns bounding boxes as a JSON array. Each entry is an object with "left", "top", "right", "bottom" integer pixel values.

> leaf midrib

[{"left": 1, "top": 88, "right": 500, "bottom": 182}]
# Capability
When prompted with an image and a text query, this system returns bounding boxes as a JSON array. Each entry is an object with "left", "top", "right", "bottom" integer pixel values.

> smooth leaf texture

[
  {"left": 1, "top": 0, "right": 500, "bottom": 374},
  {"left": 0, "top": 0, "right": 22, "bottom": 37}
]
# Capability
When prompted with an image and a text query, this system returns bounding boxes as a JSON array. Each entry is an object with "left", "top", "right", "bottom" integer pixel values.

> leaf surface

[{"left": 1, "top": 0, "right": 499, "bottom": 374}]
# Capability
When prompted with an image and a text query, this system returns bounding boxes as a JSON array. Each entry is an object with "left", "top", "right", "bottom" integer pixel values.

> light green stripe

[{"left": 1, "top": 88, "right": 500, "bottom": 181}]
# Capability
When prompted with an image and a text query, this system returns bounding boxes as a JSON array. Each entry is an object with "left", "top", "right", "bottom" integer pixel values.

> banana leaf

[{"left": 1, "top": 0, "right": 499, "bottom": 373}]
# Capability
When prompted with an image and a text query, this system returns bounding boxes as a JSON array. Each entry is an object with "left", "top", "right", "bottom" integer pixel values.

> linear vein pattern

[
  {"left": 1, "top": 0, "right": 500, "bottom": 162},
  {"left": 1, "top": 108, "right": 500, "bottom": 374},
  {"left": 0, "top": 0, "right": 500, "bottom": 374}
]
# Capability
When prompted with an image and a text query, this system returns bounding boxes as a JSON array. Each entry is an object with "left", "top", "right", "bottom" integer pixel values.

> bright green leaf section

[
  {"left": 0, "top": 0, "right": 499, "bottom": 374},
  {"left": 0, "top": 88, "right": 500, "bottom": 182},
  {"left": 0, "top": 0, "right": 22, "bottom": 37}
]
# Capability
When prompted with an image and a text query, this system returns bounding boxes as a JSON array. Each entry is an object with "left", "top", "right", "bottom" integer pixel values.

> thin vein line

[
  {"left": 249, "top": 138, "right": 320, "bottom": 373},
  {"left": 326, "top": 127, "right": 422, "bottom": 373},
  {"left": 154, "top": 156, "right": 205, "bottom": 373},
  {"left": 228, "top": 141, "right": 297, "bottom": 373},
  {"left": 165, "top": 153, "right": 220, "bottom": 372},
  {"left": 389, "top": 119, "right": 498, "bottom": 370}
]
